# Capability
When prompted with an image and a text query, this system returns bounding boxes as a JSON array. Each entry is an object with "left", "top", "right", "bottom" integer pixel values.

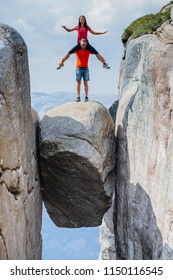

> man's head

[{"left": 80, "top": 38, "right": 88, "bottom": 49}]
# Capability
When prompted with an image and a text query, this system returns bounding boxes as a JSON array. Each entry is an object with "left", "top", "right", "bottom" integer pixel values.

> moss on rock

[{"left": 122, "top": 1, "right": 173, "bottom": 43}]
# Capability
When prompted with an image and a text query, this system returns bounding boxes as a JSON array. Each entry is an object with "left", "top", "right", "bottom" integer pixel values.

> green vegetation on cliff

[{"left": 122, "top": 2, "right": 173, "bottom": 43}]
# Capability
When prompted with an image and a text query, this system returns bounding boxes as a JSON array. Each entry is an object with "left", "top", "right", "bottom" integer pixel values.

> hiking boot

[
  {"left": 56, "top": 62, "right": 64, "bottom": 70},
  {"left": 103, "top": 63, "right": 110, "bottom": 69},
  {"left": 76, "top": 96, "right": 81, "bottom": 102},
  {"left": 85, "top": 96, "right": 89, "bottom": 102}
]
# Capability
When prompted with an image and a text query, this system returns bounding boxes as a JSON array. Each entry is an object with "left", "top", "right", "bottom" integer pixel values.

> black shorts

[{"left": 69, "top": 43, "right": 98, "bottom": 55}]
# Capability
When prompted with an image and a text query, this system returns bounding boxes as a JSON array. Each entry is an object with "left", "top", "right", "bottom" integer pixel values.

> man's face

[{"left": 80, "top": 40, "right": 87, "bottom": 49}]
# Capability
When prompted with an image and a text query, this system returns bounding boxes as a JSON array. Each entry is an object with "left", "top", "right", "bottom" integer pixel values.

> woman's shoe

[
  {"left": 56, "top": 62, "right": 64, "bottom": 69},
  {"left": 103, "top": 63, "right": 110, "bottom": 69}
]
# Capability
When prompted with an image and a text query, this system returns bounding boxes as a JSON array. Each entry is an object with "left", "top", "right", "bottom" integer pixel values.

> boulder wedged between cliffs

[{"left": 39, "top": 101, "right": 115, "bottom": 228}]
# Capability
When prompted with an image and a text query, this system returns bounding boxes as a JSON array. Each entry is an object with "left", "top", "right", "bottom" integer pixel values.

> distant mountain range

[{"left": 31, "top": 91, "right": 116, "bottom": 119}]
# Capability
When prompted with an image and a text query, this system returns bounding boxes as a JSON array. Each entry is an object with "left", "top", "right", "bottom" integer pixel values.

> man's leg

[
  {"left": 77, "top": 80, "right": 81, "bottom": 97},
  {"left": 76, "top": 81, "right": 81, "bottom": 101},
  {"left": 76, "top": 68, "right": 81, "bottom": 101},
  {"left": 84, "top": 80, "right": 88, "bottom": 97},
  {"left": 83, "top": 68, "right": 89, "bottom": 102}
]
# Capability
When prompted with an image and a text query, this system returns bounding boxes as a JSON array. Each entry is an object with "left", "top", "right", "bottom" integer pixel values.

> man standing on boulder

[{"left": 57, "top": 38, "right": 110, "bottom": 102}]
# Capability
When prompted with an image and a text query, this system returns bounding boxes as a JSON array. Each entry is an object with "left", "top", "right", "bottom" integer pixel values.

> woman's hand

[{"left": 62, "top": 26, "right": 74, "bottom": 32}]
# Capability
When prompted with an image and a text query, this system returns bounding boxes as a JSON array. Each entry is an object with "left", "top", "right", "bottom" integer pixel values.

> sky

[
  {"left": 0, "top": 0, "right": 170, "bottom": 260},
  {"left": 0, "top": 0, "right": 170, "bottom": 99}
]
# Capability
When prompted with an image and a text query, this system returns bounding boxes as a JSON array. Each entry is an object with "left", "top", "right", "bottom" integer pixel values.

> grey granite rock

[
  {"left": 39, "top": 101, "right": 115, "bottom": 228},
  {"left": 114, "top": 22, "right": 173, "bottom": 259},
  {"left": 0, "top": 24, "right": 42, "bottom": 259}
]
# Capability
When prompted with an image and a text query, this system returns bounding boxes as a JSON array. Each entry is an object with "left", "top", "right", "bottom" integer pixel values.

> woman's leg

[
  {"left": 86, "top": 43, "right": 98, "bottom": 54},
  {"left": 69, "top": 43, "right": 81, "bottom": 53}
]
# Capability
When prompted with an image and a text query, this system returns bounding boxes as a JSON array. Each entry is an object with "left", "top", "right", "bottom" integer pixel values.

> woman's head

[{"left": 78, "top": 15, "right": 88, "bottom": 29}]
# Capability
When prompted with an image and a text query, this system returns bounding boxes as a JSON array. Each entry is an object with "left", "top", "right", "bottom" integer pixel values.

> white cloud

[
  {"left": 15, "top": 18, "right": 35, "bottom": 33},
  {"left": 18, "top": 0, "right": 59, "bottom": 6},
  {"left": 62, "top": 238, "right": 87, "bottom": 256},
  {"left": 13, "top": 0, "right": 169, "bottom": 41},
  {"left": 87, "top": 0, "right": 117, "bottom": 29},
  {"left": 119, "top": 0, "right": 169, "bottom": 10}
]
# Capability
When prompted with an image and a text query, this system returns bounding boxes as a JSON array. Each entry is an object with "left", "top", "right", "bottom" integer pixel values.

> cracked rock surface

[
  {"left": 0, "top": 24, "right": 42, "bottom": 259},
  {"left": 112, "top": 20, "right": 173, "bottom": 260}
]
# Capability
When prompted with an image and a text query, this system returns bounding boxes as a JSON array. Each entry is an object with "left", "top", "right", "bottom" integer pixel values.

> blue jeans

[{"left": 76, "top": 68, "right": 90, "bottom": 81}]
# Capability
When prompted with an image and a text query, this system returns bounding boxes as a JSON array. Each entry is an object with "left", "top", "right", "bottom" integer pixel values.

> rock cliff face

[
  {"left": 0, "top": 24, "right": 42, "bottom": 259},
  {"left": 1, "top": 5, "right": 173, "bottom": 260},
  {"left": 39, "top": 102, "right": 115, "bottom": 228},
  {"left": 100, "top": 19, "right": 173, "bottom": 259}
]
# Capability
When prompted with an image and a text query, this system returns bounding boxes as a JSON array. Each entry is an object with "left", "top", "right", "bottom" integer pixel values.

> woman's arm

[
  {"left": 62, "top": 25, "right": 75, "bottom": 32},
  {"left": 89, "top": 29, "right": 107, "bottom": 35}
]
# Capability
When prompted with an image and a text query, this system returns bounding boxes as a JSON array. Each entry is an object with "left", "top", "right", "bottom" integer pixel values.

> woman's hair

[{"left": 78, "top": 15, "right": 88, "bottom": 30}]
